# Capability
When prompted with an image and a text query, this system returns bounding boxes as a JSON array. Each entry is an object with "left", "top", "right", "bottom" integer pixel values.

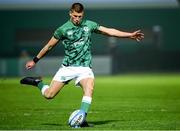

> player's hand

[
  {"left": 130, "top": 30, "right": 144, "bottom": 42},
  {"left": 25, "top": 60, "right": 35, "bottom": 70}
]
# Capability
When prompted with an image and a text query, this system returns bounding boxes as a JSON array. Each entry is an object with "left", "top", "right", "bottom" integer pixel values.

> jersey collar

[{"left": 69, "top": 19, "right": 85, "bottom": 27}]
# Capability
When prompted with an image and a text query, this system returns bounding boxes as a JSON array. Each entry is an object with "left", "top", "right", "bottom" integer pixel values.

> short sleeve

[
  {"left": 88, "top": 20, "right": 100, "bottom": 33},
  {"left": 53, "top": 27, "right": 63, "bottom": 40}
]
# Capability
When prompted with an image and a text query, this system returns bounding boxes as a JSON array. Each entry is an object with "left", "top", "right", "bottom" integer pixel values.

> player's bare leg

[
  {"left": 20, "top": 77, "right": 65, "bottom": 99},
  {"left": 80, "top": 78, "right": 94, "bottom": 97},
  {"left": 43, "top": 80, "right": 65, "bottom": 99},
  {"left": 79, "top": 77, "right": 94, "bottom": 127}
]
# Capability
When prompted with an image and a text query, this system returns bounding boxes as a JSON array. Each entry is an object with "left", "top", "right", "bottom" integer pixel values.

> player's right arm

[{"left": 26, "top": 36, "right": 59, "bottom": 70}]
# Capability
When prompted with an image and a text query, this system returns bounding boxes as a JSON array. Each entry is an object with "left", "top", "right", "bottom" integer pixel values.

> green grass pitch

[{"left": 0, "top": 73, "right": 180, "bottom": 130}]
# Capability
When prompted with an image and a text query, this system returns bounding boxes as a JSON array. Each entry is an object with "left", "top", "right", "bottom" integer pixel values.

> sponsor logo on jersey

[{"left": 74, "top": 38, "right": 85, "bottom": 47}]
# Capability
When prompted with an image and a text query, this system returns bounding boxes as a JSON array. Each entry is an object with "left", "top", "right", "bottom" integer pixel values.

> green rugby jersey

[{"left": 54, "top": 19, "right": 100, "bottom": 67}]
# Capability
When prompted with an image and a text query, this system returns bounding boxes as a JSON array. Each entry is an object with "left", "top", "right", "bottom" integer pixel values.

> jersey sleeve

[
  {"left": 53, "top": 26, "right": 63, "bottom": 40},
  {"left": 89, "top": 20, "right": 100, "bottom": 33}
]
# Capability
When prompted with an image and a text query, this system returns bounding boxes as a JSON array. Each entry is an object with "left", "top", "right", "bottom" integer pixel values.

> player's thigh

[{"left": 48, "top": 80, "right": 65, "bottom": 95}]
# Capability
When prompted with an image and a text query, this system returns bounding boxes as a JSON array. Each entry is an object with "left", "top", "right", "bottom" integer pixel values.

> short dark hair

[{"left": 70, "top": 3, "right": 84, "bottom": 13}]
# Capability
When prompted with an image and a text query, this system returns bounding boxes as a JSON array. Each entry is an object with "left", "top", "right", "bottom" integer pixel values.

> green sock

[
  {"left": 37, "top": 81, "right": 49, "bottom": 95},
  {"left": 37, "top": 81, "right": 44, "bottom": 90},
  {"left": 80, "top": 96, "right": 92, "bottom": 113},
  {"left": 81, "top": 102, "right": 90, "bottom": 113}
]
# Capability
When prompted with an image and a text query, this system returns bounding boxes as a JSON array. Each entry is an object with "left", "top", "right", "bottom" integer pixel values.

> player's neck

[{"left": 70, "top": 19, "right": 83, "bottom": 26}]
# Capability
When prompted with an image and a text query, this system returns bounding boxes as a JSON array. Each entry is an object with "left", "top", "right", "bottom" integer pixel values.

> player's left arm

[{"left": 98, "top": 26, "right": 144, "bottom": 42}]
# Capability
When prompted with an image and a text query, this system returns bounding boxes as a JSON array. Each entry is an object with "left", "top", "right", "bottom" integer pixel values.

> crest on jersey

[{"left": 83, "top": 26, "right": 89, "bottom": 32}]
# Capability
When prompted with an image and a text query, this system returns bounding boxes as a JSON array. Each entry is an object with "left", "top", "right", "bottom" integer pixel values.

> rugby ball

[{"left": 68, "top": 109, "right": 86, "bottom": 128}]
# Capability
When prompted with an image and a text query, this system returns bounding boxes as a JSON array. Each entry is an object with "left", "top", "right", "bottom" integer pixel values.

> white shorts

[{"left": 53, "top": 66, "right": 94, "bottom": 86}]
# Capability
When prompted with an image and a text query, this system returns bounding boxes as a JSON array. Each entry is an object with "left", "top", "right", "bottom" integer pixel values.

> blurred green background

[{"left": 0, "top": 0, "right": 180, "bottom": 76}]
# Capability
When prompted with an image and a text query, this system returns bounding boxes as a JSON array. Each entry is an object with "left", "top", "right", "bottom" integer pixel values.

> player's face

[{"left": 70, "top": 11, "right": 84, "bottom": 25}]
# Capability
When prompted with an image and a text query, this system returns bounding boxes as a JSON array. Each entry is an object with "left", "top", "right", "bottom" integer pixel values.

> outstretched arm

[
  {"left": 98, "top": 26, "right": 144, "bottom": 42},
  {"left": 26, "top": 36, "right": 59, "bottom": 70}
]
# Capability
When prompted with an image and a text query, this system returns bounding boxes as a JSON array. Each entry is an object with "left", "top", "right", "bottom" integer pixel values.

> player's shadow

[
  {"left": 41, "top": 120, "right": 120, "bottom": 127},
  {"left": 89, "top": 120, "right": 119, "bottom": 126}
]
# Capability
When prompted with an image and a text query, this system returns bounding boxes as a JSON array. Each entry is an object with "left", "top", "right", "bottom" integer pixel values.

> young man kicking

[{"left": 20, "top": 2, "right": 144, "bottom": 127}]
